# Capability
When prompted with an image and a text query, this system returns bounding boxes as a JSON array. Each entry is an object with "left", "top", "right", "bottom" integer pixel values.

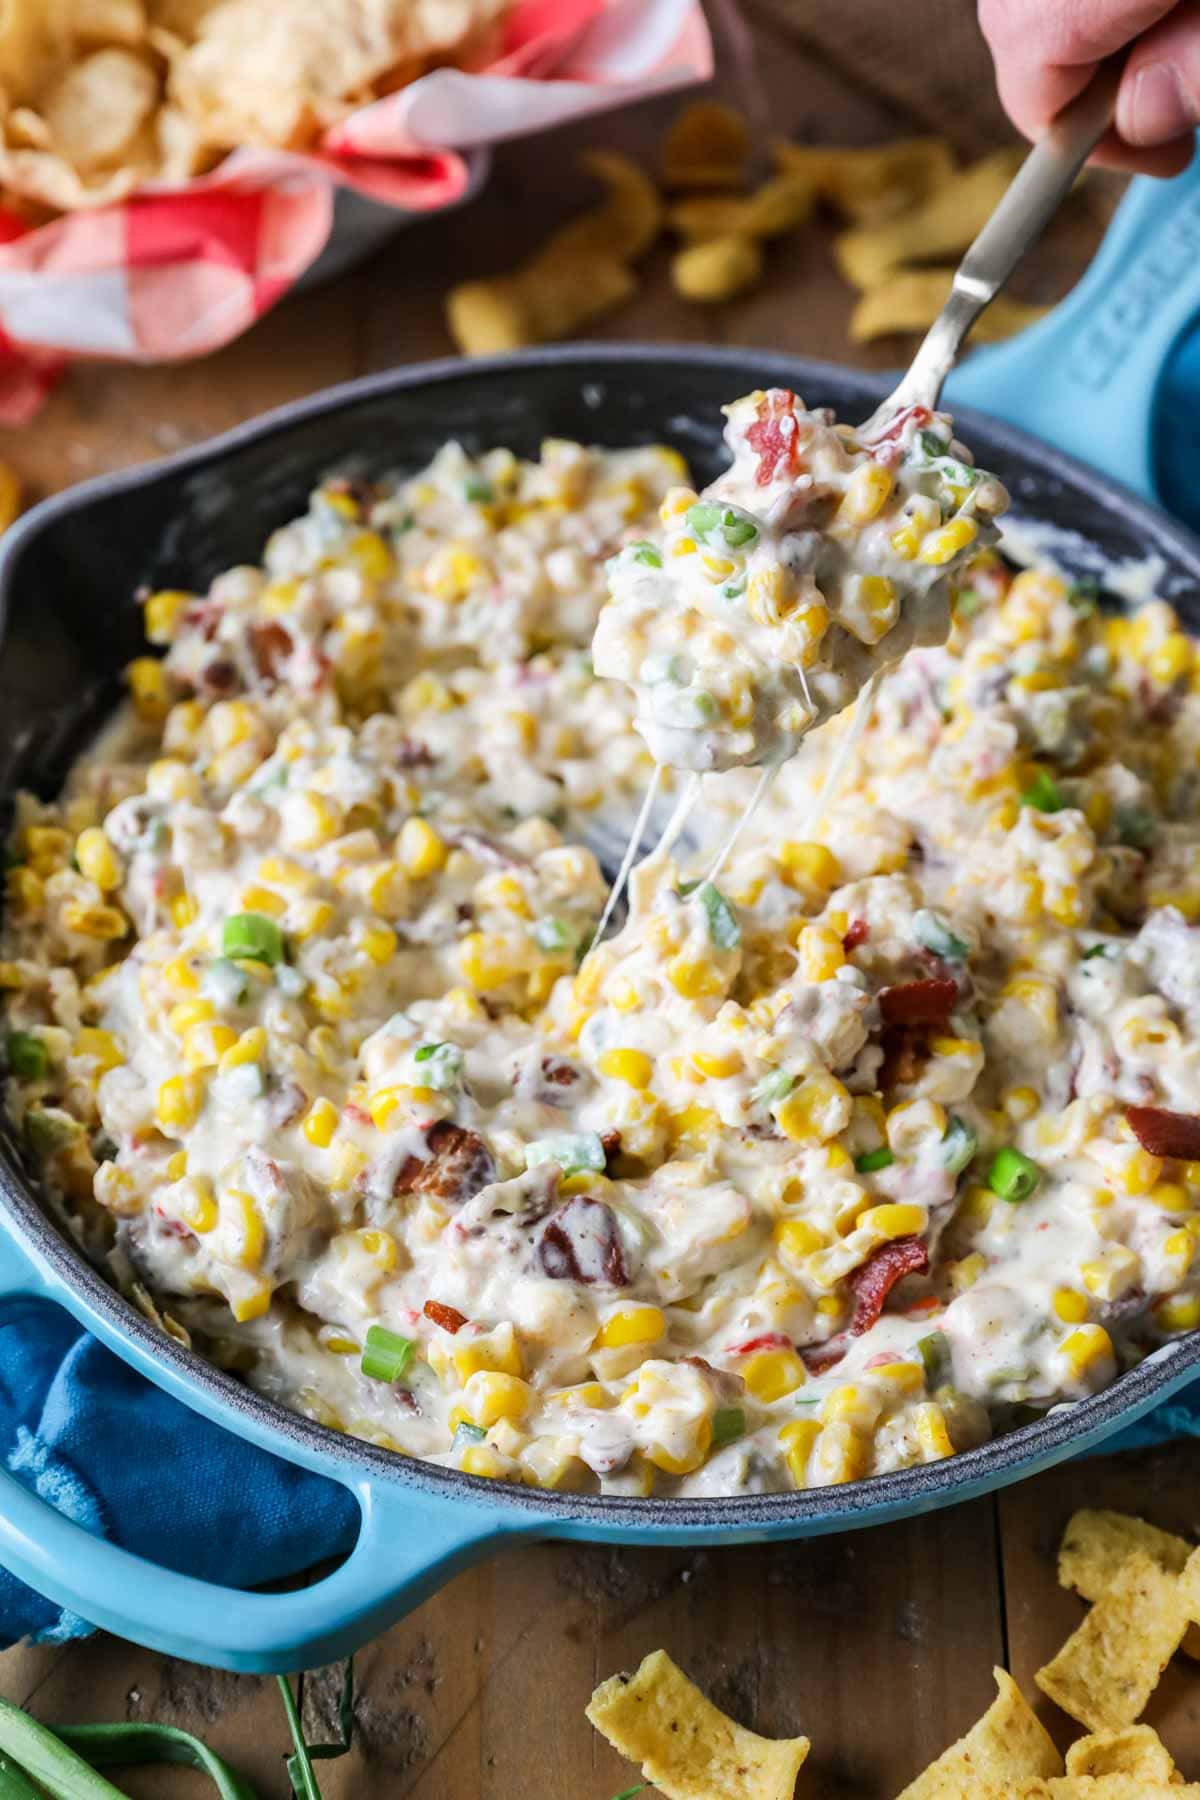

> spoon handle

[{"left": 860, "top": 63, "right": 1121, "bottom": 438}]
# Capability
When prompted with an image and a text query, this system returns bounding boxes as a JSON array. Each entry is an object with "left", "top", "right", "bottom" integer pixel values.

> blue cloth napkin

[
  {"left": 0, "top": 1296, "right": 359, "bottom": 1645},
  {"left": 5, "top": 328, "right": 1200, "bottom": 1650}
]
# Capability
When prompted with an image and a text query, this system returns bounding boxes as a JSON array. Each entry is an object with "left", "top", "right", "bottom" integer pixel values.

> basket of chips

[{"left": 0, "top": 0, "right": 711, "bottom": 421}]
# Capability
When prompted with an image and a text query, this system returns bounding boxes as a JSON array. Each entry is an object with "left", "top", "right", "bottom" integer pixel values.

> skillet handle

[
  {"left": 945, "top": 138, "right": 1200, "bottom": 501},
  {"left": 0, "top": 1221, "right": 532, "bottom": 1672}
]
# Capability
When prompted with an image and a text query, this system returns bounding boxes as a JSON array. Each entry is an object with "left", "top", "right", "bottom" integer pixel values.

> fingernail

[{"left": 1120, "top": 62, "right": 1197, "bottom": 146}]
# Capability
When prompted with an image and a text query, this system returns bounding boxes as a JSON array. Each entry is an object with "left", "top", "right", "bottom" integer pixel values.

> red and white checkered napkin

[{"left": 0, "top": 0, "right": 711, "bottom": 426}]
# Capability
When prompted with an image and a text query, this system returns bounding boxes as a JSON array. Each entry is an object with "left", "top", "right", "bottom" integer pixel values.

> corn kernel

[
  {"left": 169, "top": 892, "right": 199, "bottom": 929},
  {"left": 75, "top": 828, "right": 122, "bottom": 893},
  {"left": 220, "top": 1026, "right": 267, "bottom": 1071},
  {"left": 208, "top": 699, "right": 257, "bottom": 752},
  {"left": 919, "top": 517, "right": 979, "bottom": 565},
  {"left": 399, "top": 817, "right": 447, "bottom": 880},
  {"left": 180, "top": 1178, "right": 218, "bottom": 1234},
  {"left": 162, "top": 955, "right": 200, "bottom": 995},
  {"left": 1058, "top": 1323, "right": 1114, "bottom": 1377},
  {"left": 666, "top": 955, "right": 725, "bottom": 1000},
  {"left": 774, "top": 1218, "right": 827, "bottom": 1262},
  {"left": 598, "top": 1047, "right": 654, "bottom": 1089},
  {"left": 643, "top": 1418, "right": 713, "bottom": 1476},
  {"left": 156, "top": 1073, "right": 206, "bottom": 1132},
  {"left": 425, "top": 543, "right": 485, "bottom": 601},
  {"left": 224, "top": 1189, "right": 265, "bottom": 1269},
  {"left": 840, "top": 461, "right": 894, "bottom": 524},
  {"left": 776, "top": 1073, "right": 851, "bottom": 1144},
  {"left": 63, "top": 901, "right": 128, "bottom": 940},
  {"left": 597, "top": 1306, "right": 665, "bottom": 1350},
  {"left": 165, "top": 1150, "right": 188, "bottom": 1181},
  {"left": 183, "top": 1022, "right": 238, "bottom": 1069},
  {"left": 1003, "top": 1085, "right": 1039, "bottom": 1123},
  {"left": 452, "top": 1328, "right": 523, "bottom": 1382},
  {"left": 167, "top": 998, "right": 214, "bottom": 1037},
  {"left": 741, "top": 1348, "right": 805, "bottom": 1402},
  {"left": 75, "top": 1027, "right": 124, "bottom": 1073},
  {"left": 302, "top": 1097, "right": 338, "bottom": 1148},
  {"left": 1052, "top": 1288, "right": 1089, "bottom": 1324},
  {"left": 239, "top": 884, "right": 286, "bottom": 919},
  {"left": 859, "top": 1202, "right": 928, "bottom": 1240},
  {"left": 691, "top": 1049, "right": 740, "bottom": 1080},
  {"left": 462, "top": 1371, "right": 532, "bottom": 1428},
  {"left": 257, "top": 855, "right": 317, "bottom": 893},
  {"left": 779, "top": 1418, "right": 821, "bottom": 1486},
  {"left": 286, "top": 791, "right": 341, "bottom": 851},
  {"left": 1155, "top": 1293, "right": 1200, "bottom": 1333},
  {"left": 329, "top": 1141, "right": 368, "bottom": 1191},
  {"left": 796, "top": 924, "right": 845, "bottom": 983},
  {"left": 778, "top": 841, "right": 840, "bottom": 892},
  {"left": 1150, "top": 632, "right": 1194, "bottom": 683},
  {"left": 357, "top": 923, "right": 397, "bottom": 966},
  {"left": 126, "top": 657, "right": 170, "bottom": 723},
  {"left": 914, "top": 1402, "right": 954, "bottom": 1459}
]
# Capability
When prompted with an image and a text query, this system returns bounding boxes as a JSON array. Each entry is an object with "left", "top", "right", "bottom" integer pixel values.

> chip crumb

[
  {"left": 895, "top": 1666, "right": 1061, "bottom": 1799},
  {"left": 1036, "top": 1547, "right": 1200, "bottom": 1733},
  {"left": 587, "top": 1648, "right": 808, "bottom": 1800}
]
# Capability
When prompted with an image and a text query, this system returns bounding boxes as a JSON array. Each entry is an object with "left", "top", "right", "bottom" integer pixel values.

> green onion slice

[
  {"left": 222, "top": 913, "right": 285, "bottom": 966},
  {"left": 526, "top": 1131, "right": 606, "bottom": 1178},
  {"left": 855, "top": 1146, "right": 894, "bottom": 1173},
  {"left": 697, "top": 881, "right": 740, "bottom": 950},
  {"left": 711, "top": 1405, "right": 746, "bottom": 1448},
  {"left": 987, "top": 1146, "right": 1041, "bottom": 1203},
  {"left": 1020, "top": 770, "right": 1064, "bottom": 814},
  {"left": 940, "top": 1115, "right": 977, "bottom": 1176},
  {"left": 913, "top": 909, "right": 968, "bottom": 962},
  {"left": 360, "top": 1325, "right": 415, "bottom": 1384},
  {"left": 630, "top": 541, "right": 663, "bottom": 568},
  {"left": 5, "top": 1031, "right": 48, "bottom": 1080}
]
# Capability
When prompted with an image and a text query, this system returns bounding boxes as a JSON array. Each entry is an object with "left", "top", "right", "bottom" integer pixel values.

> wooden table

[{"left": 1, "top": 14, "right": 1184, "bottom": 1798}]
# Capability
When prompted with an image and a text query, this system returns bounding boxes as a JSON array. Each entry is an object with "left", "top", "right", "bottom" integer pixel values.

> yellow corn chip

[
  {"left": 896, "top": 1667, "right": 1062, "bottom": 1799},
  {"left": 672, "top": 233, "right": 763, "bottom": 304},
  {"left": 834, "top": 145, "right": 1026, "bottom": 289},
  {"left": 75, "top": 0, "right": 147, "bottom": 47},
  {"left": 587, "top": 1648, "right": 809, "bottom": 1800},
  {"left": 1064, "top": 1725, "right": 1177, "bottom": 1782},
  {"left": 669, "top": 172, "right": 814, "bottom": 246},
  {"left": 849, "top": 269, "right": 1046, "bottom": 344},
  {"left": 1022, "top": 1781, "right": 1200, "bottom": 1799},
  {"left": 1059, "top": 1509, "right": 1200, "bottom": 1660},
  {"left": 446, "top": 249, "right": 636, "bottom": 356},
  {"left": 662, "top": 99, "right": 749, "bottom": 190},
  {"left": 774, "top": 135, "right": 956, "bottom": 224},
  {"left": 1036, "top": 1547, "right": 1200, "bottom": 1732},
  {"left": 549, "top": 150, "right": 662, "bottom": 263}
]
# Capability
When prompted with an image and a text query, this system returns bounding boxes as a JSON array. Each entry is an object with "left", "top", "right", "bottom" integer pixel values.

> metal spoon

[{"left": 859, "top": 65, "right": 1122, "bottom": 440}]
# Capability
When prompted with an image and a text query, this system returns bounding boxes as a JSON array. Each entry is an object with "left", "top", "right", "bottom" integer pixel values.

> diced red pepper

[
  {"left": 423, "top": 1299, "right": 467, "bottom": 1334},
  {"left": 847, "top": 1236, "right": 930, "bottom": 1336},
  {"left": 745, "top": 389, "right": 803, "bottom": 486},
  {"left": 727, "top": 1331, "right": 793, "bottom": 1356},
  {"left": 1124, "top": 1105, "right": 1200, "bottom": 1161},
  {"left": 843, "top": 918, "right": 869, "bottom": 952},
  {"left": 879, "top": 978, "right": 958, "bottom": 1027}
]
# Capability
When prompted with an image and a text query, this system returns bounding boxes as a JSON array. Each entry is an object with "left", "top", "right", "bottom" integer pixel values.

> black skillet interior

[{"left": 3, "top": 344, "right": 1200, "bottom": 1527}]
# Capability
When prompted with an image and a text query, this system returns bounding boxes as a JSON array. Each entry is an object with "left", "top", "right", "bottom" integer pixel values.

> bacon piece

[
  {"left": 1124, "top": 1105, "right": 1200, "bottom": 1160},
  {"left": 745, "top": 388, "right": 803, "bottom": 486},
  {"left": 423, "top": 1299, "right": 467, "bottom": 1334},
  {"left": 199, "top": 659, "right": 237, "bottom": 694},
  {"left": 266, "top": 1080, "right": 308, "bottom": 1129},
  {"left": 878, "top": 1026, "right": 929, "bottom": 1091},
  {"left": 599, "top": 1128, "right": 622, "bottom": 1172},
  {"left": 540, "top": 1055, "right": 580, "bottom": 1089},
  {"left": 395, "top": 1120, "right": 496, "bottom": 1204},
  {"left": 847, "top": 1236, "right": 929, "bottom": 1336},
  {"left": 843, "top": 918, "right": 869, "bottom": 952},
  {"left": 879, "top": 977, "right": 958, "bottom": 1027},
  {"left": 800, "top": 1342, "right": 846, "bottom": 1375},
  {"left": 537, "top": 1196, "right": 628, "bottom": 1286},
  {"left": 395, "top": 737, "right": 436, "bottom": 769},
  {"left": 249, "top": 621, "right": 293, "bottom": 683}
]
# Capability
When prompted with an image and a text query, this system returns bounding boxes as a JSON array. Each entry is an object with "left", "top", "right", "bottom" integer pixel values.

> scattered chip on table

[
  {"left": 1058, "top": 1508, "right": 1200, "bottom": 1658},
  {"left": 587, "top": 1648, "right": 809, "bottom": 1800},
  {"left": 773, "top": 135, "right": 956, "bottom": 224},
  {"left": 834, "top": 145, "right": 1026, "bottom": 289},
  {"left": 550, "top": 150, "right": 663, "bottom": 263},
  {"left": 1036, "top": 1547, "right": 1200, "bottom": 1733},
  {"left": 672, "top": 233, "right": 763, "bottom": 304},
  {"left": 895, "top": 1666, "right": 1062, "bottom": 1798},
  {"left": 849, "top": 269, "right": 1046, "bottom": 344},
  {"left": 661, "top": 99, "right": 749, "bottom": 189},
  {"left": 1064, "top": 1724, "right": 1178, "bottom": 1782}
]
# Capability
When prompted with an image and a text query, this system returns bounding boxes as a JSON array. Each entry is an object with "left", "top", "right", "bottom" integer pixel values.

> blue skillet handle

[
  {"left": 0, "top": 1222, "right": 528, "bottom": 1672},
  {"left": 946, "top": 140, "right": 1200, "bottom": 501}
]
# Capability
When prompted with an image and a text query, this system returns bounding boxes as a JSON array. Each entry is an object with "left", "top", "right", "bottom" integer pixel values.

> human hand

[{"left": 979, "top": 0, "right": 1199, "bottom": 175}]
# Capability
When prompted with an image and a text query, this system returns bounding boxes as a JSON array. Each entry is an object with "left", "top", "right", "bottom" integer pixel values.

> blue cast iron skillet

[{"left": 1, "top": 161, "right": 1200, "bottom": 1675}]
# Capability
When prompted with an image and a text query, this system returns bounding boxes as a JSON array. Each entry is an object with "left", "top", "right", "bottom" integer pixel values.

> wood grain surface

[{"left": 0, "top": 13, "right": 1181, "bottom": 1798}]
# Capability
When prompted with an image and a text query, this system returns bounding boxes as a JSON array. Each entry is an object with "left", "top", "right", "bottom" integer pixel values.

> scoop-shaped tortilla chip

[
  {"left": 1058, "top": 1509, "right": 1200, "bottom": 1659},
  {"left": 835, "top": 145, "right": 1026, "bottom": 289},
  {"left": 587, "top": 1649, "right": 809, "bottom": 1800},
  {"left": 1064, "top": 1724, "right": 1177, "bottom": 1782},
  {"left": 549, "top": 151, "right": 662, "bottom": 263},
  {"left": 42, "top": 47, "right": 160, "bottom": 169},
  {"left": 1036, "top": 1547, "right": 1200, "bottom": 1733},
  {"left": 661, "top": 99, "right": 749, "bottom": 190},
  {"left": 849, "top": 269, "right": 1046, "bottom": 343},
  {"left": 774, "top": 135, "right": 955, "bottom": 224},
  {"left": 896, "top": 1667, "right": 1061, "bottom": 1799}
]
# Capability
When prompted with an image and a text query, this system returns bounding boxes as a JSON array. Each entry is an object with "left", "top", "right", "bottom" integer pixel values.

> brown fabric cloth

[{"left": 741, "top": 0, "right": 1016, "bottom": 153}]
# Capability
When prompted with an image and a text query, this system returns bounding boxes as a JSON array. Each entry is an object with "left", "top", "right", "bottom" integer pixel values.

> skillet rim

[{"left": 3, "top": 340, "right": 1200, "bottom": 1532}]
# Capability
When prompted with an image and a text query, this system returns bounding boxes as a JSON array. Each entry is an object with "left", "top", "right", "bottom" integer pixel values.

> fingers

[
  {"left": 979, "top": 0, "right": 1178, "bottom": 139},
  {"left": 1115, "top": 0, "right": 1200, "bottom": 147},
  {"left": 1087, "top": 124, "right": 1194, "bottom": 173}
]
